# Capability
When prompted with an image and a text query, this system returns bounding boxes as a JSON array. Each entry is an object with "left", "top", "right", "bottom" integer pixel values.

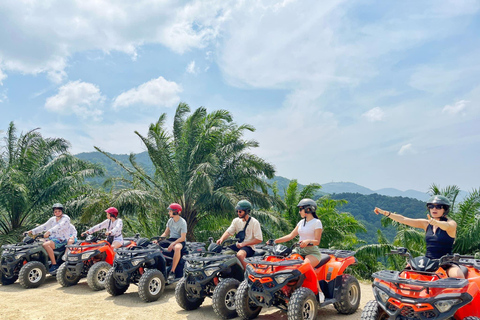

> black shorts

[
  {"left": 161, "top": 238, "right": 187, "bottom": 256},
  {"left": 229, "top": 244, "right": 255, "bottom": 258}
]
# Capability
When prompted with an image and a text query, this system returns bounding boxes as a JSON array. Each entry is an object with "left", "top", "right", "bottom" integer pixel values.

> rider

[
  {"left": 273, "top": 198, "right": 325, "bottom": 302},
  {"left": 67, "top": 223, "right": 77, "bottom": 246},
  {"left": 26, "top": 203, "right": 71, "bottom": 273},
  {"left": 374, "top": 195, "right": 464, "bottom": 278},
  {"left": 81, "top": 207, "right": 124, "bottom": 249},
  {"left": 216, "top": 200, "right": 263, "bottom": 269},
  {"left": 159, "top": 203, "right": 187, "bottom": 281}
]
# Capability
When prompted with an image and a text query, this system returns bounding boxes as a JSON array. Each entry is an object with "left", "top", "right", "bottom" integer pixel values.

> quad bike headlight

[
  {"left": 81, "top": 251, "right": 96, "bottom": 260},
  {"left": 374, "top": 287, "right": 390, "bottom": 305},
  {"left": 274, "top": 274, "right": 291, "bottom": 284},
  {"left": 204, "top": 267, "right": 220, "bottom": 276},
  {"left": 434, "top": 299, "right": 461, "bottom": 313},
  {"left": 131, "top": 258, "right": 145, "bottom": 266}
]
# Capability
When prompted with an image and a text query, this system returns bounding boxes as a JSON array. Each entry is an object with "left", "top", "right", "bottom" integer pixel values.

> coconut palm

[
  {"left": 0, "top": 122, "right": 103, "bottom": 245},
  {"left": 94, "top": 103, "right": 278, "bottom": 240}
]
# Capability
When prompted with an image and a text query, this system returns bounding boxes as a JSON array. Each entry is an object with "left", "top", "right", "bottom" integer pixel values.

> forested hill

[{"left": 330, "top": 192, "right": 427, "bottom": 244}]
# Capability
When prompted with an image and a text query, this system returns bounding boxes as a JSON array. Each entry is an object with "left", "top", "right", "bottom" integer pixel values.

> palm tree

[
  {"left": 94, "top": 103, "right": 278, "bottom": 240},
  {"left": 0, "top": 122, "right": 103, "bottom": 245}
]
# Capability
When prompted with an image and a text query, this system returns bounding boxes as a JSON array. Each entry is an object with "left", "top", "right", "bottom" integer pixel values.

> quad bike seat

[
  {"left": 314, "top": 254, "right": 331, "bottom": 269},
  {"left": 253, "top": 249, "right": 266, "bottom": 256}
]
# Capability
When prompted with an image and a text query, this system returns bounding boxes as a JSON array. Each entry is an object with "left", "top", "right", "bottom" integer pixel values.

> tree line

[{"left": 1, "top": 103, "right": 479, "bottom": 280}]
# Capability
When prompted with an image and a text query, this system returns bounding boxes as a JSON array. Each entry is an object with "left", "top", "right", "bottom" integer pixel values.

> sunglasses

[
  {"left": 236, "top": 210, "right": 245, "bottom": 213},
  {"left": 427, "top": 204, "right": 444, "bottom": 210}
]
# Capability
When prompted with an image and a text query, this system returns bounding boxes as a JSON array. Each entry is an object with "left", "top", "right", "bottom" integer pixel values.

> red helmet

[
  {"left": 167, "top": 203, "right": 182, "bottom": 213},
  {"left": 105, "top": 207, "right": 119, "bottom": 218}
]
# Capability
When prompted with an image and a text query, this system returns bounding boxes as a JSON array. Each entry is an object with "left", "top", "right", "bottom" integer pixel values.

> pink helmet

[
  {"left": 167, "top": 203, "right": 182, "bottom": 213},
  {"left": 105, "top": 207, "right": 119, "bottom": 218}
]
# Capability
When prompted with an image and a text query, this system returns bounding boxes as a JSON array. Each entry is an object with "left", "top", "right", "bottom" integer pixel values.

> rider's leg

[
  {"left": 448, "top": 265, "right": 466, "bottom": 279},
  {"left": 111, "top": 240, "right": 122, "bottom": 249},
  {"left": 304, "top": 254, "right": 320, "bottom": 268},
  {"left": 236, "top": 249, "right": 248, "bottom": 269},
  {"left": 43, "top": 241, "right": 56, "bottom": 265},
  {"left": 171, "top": 243, "right": 183, "bottom": 273}
]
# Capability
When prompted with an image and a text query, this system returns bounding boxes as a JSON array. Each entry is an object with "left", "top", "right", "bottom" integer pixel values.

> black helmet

[
  {"left": 137, "top": 238, "right": 150, "bottom": 247},
  {"left": 52, "top": 203, "right": 64, "bottom": 212},
  {"left": 297, "top": 198, "right": 317, "bottom": 213},
  {"left": 235, "top": 200, "right": 252, "bottom": 213},
  {"left": 427, "top": 195, "right": 451, "bottom": 214}
]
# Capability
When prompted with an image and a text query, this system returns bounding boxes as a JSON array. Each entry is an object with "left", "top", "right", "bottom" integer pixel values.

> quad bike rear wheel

[
  {"left": 360, "top": 300, "right": 389, "bottom": 320},
  {"left": 212, "top": 278, "right": 240, "bottom": 319},
  {"left": 175, "top": 276, "right": 205, "bottom": 310},
  {"left": 334, "top": 274, "right": 361, "bottom": 314},
  {"left": 56, "top": 262, "right": 81, "bottom": 287},
  {"left": 235, "top": 280, "right": 262, "bottom": 320},
  {"left": 19, "top": 261, "right": 47, "bottom": 288},
  {"left": 138, "top": 269, "right": 165, "bottom": 302},
  {"left": 105, "top": 267, "right": 129, "bottom": 296},
  {"left": 87, "top": 261, "right": 111, "bottom": 291},
  {"left": 287, "top": 287, "right": 319, "bottom": 320},
  {"left": 1, "top": 270, "right": 18, "bottom": 285}
]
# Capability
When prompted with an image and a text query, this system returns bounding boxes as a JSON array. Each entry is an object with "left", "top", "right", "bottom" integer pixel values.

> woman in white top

[
  {"left": 274, "top": 198, "right": 323, "bottom": 267},
  {"left": 82, "top": 207, "right": 123, "bottom": 249}
]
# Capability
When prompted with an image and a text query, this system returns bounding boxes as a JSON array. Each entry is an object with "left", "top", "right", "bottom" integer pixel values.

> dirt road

[{"left": 0, "top": 276, "right": 373, "bottom": 320}]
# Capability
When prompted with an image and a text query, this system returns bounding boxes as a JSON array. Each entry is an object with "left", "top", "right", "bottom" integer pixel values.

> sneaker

[
  {"left": 49, "top": 264, "right": 59, "bottom": 274},
  {"left": 319, "top": 292, "right": 325, "bottom": 304},
  {"left": 168, "top": 271, "right": 176, "bottom": 282}
]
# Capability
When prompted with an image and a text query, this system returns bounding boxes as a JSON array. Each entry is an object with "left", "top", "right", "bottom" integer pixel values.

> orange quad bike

[
  {"left": 361, "top": 247, "right": 480, "bottom": 320},
  {"left": 56, "top": 233, "right": 138, "bottom": 290},
  {"left": 235, "top": 242, "right": 361, "bottom": 320}
]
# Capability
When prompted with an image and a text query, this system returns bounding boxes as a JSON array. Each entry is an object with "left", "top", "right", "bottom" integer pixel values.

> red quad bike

[
  {"left": 235, "top": 242, "right": 361, "bottom": 320},
  {"left": 56, "top": 233, "right": 138, "bottom": 290},
  {"left": 361, "top": 247, "right": 480, "bottom": 320}
]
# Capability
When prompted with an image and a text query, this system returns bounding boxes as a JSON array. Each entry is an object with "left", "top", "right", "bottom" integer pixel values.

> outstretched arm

[{"left": 374, "top": 207, "right": 429, "bottom": 230}]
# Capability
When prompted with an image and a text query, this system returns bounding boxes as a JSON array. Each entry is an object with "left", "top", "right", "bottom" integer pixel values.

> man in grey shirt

[{"left": 160, "top": 203, "right": 187, "bottom": 281}]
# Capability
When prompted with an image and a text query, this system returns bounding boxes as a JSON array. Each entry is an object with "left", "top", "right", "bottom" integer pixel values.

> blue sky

[{"left": 1, "top": 0, "right": 479, "bottom": 193}]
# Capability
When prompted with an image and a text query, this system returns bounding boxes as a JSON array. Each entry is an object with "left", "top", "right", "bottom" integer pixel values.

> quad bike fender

[
  {"left": 455, "top": 281, "right": 480, "bottom": 318},
  {"left": 298, "top": 263, "right": 319, "bottom": 294},
  {"left": 316, "top": 256, "right": 356, "bottom": 282}
]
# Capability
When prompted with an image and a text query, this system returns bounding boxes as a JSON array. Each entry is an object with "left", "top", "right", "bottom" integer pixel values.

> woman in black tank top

[{"left": 373, "top": 195, "right": 464, "bottom": 279}]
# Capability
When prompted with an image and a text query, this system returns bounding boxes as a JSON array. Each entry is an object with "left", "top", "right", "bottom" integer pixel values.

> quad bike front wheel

[
  {"left": 287, "top": 287, "right": 319, "bottom": 320},
  {"left": 212, "top": 278, "right": 240, "bottom": 319},
  {"left": 360, "top": 300, "right": 389, "bottom": 320},
  {"left": 1, "top": 270, "right": 18, "bottom": 285},
  {"left": 18, "top": 261, "right": 47, "bottom": 288},
  {"left": 334, "top": 274, "right": 361, "bottom": 314},
  {"left": 138, "top": 269, "right": 165, "bottom": 302},
  {"left": 56, "top": 263, "right": 81, "bottom": 287},
  {"left": 87, "top": 261, "right": 111, "bottom": 291},
  {"left": 175, "top": 277, "right": 205, "bottom": 310},
  {"left": 235, "top": 280, "right": 262, "bottom": 320},
  {"left": 105, "top": 267, "right": 129, "bottom": 296}
]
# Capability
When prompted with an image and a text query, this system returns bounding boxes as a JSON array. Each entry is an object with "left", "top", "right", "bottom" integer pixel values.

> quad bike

[
  {"left": 361, "top": 247, "right": 480, "bottom": 320},
  {"left": 105, "top": 237, "right": 205, "bottom": 302},
  {"left": 236, "top": 241, "right": 361, "bottom": 320},
  {"left": 175, "top": 237, "right": 267, "bottom": 319},
  {"left": 56, "top": 232, "right": 138, "bottom": 290},
  {"left": 0, "top": 233, "right": 66, "bottom": 288}
]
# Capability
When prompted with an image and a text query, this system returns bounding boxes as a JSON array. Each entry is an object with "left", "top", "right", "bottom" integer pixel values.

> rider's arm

[
  {"left": 428, "top": 216, "right": 457, "bottom": 237},
  {"left": 240, "top": 220, "right": 263, "bottom": 247},
  {"left": 218, "top": 219, "right": 238, "bottom": 243},
  {"left": 171, "top": 232, "right": 187, "bottom": 246},
  {"left": 275, "top": 225, "right": 299, "bottom": 244},
  {"left": 218, "top": 230, "right": 233, "bottom": 243},
  {"left": 160, "top": 227, "right": 170, "bottom": 238},
  {"left": 87, "top": 219, "right": 109, "bottom": 234},
  {"left": 308, "top": 228, "right": 322, "bottom": 246},
  {"left": 375, "top": 207, "right": 429, "bottom": 230},
  {"left": 30, "top": 217, "right": 54, "bottom": 234}
]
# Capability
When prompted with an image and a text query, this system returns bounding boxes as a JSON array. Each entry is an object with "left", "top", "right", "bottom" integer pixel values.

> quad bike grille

[
  {"left": 251, "top": 281, "right": 264, "bottom": 293},
  {"left": 387, "top": 302, "right": 436, "bottom": 320}
]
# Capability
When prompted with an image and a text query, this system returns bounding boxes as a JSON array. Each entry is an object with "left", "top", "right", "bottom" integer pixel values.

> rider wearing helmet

[
  {"left": 274, "top": 199, "right": 324, "bottom": 279},
  {"left": 26, "top": 203, "right": 71, "bottom": 273},
  {"left": 216, "top": 200, "right": 263, "bottom": 269},
  {"left": 81, "top": 207, "right": 124, "bottom": 249},
  {"left": 374, "top": 195, "right": 464, "bottom": 278},
  {"left": 159, "top": 203, "right": 188, "bottom": 281}
]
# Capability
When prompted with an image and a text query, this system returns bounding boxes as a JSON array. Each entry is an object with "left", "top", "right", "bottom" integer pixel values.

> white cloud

[
  {"left": 186, "top": 61, "right": 197, "bottom": 74},
  {"left": 398, "top": 143, "right": 416, "bottom": 156},
  {"left": 112, "top": 77, "right": 182, "bottom": 109},
  {"left": 45, "top": 80, "right": 105, "bottom": 120},
  {"left": 0, "top": 0, "right": 234, "bottom": 82},
  {"left": 362, "top": 107, "right": 385, "bottom": 122},
  {"left": 0, "top": 68, "right": 6, "bottom": 85},
  {"left": 442, "top": 100, "right": 469, "bottom": 115}
]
